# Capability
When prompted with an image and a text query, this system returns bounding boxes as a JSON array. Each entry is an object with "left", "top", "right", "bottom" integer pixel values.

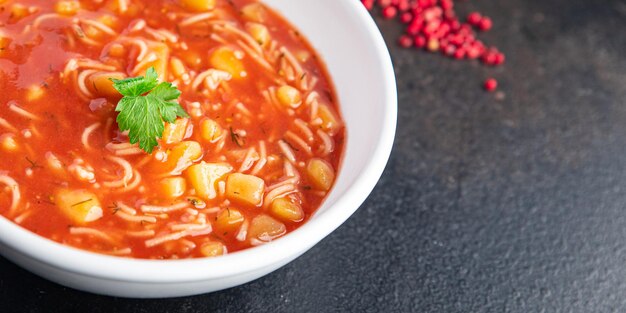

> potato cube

[
  {"left": 225, "top": 173, "right": 265, "bottom": 207},
  {"left": 248, "top": 214, "right": 286, "bottom": 242},
  {"left": 54, "top": 189, "right": 103, "bottom": 224},
  {"left": 241, "top": 3, "right": 267, "bottom": 23},
  {"left": 169, "top": 57, "right": 186, "bottom": 79},
  {"left": 246, "top": 23, "right": 270, "bottom": 47},
  {"left": 209, "top": 47, "right": 244, "bottom": 79},
  {"left": 9, "top": 4, "right": 30, "bottom": 22},
  {"left": 199, "top": 118, "right": 223, "bottom": 143},
  {"left": 159, "top": 177, "right": 187, "bottom": 199},
  {"left": 87, "top": 72, "right": 125, "bottom": 100},
  {"left": 306, "top": 158, "right": 335, "bottom": 191},
  {"left": 138, "top": 42, "right": 170, "bottom": 81},
  {"left": 45, "top": 152, "right": 68, "bottom": 179},
  {"left": 276, "top": 85, "right": 302, "bottom": 108},
  {"left": 270, "top": 197, "right": 304, "bottom": 222},
  {"left": 317, "top": 104, "right": 342, "bottom": 135},
  {"left": 185, "top": 162, "right": 232, "bottom": 200},
  {"left": 26, "top": 85, "right": 45, "bottom": 102},
  {"left": 214, "top": 208, "right": 245, "bottom": 234},
  {"left": 54, "top": 1, "right": 81, "bottom": 16},
  {"left": 154, "top": 141, "right": 203, "bottom": 175},
  {"left": 162, "top": 118, "right": 189, "bottom": 144},
  {"left": 0, "top": 134, "right": 18, "bottom": 152},
  {"left": 179, "top": 0, "right": 216, "bottom": 12},
  {"left": 200, "top": 241, "right": 225, "bottom": 257}
]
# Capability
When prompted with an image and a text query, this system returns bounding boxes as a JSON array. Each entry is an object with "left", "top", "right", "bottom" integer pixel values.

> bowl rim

[{"left": 0, "top": 0, "right": 397, "bottom": 284}]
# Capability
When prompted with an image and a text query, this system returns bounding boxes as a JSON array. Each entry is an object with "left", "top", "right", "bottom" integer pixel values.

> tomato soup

[{"left": 0, "top": 0, "right": 344, "bottom": 259}]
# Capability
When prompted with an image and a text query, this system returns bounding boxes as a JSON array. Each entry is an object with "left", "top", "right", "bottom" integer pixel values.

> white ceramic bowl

[{"left": 0, "top": 0, "right": 397, "bottom": 298}]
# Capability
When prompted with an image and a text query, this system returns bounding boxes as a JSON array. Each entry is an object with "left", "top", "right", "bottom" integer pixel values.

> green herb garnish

[{"left": 111, "top": 67, "right": 189, "bottom": 153}]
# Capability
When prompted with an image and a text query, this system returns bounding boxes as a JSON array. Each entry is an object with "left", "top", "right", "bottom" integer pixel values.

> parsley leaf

[{"left": 111, "top": 67, "right": 189, "bottom": 153}]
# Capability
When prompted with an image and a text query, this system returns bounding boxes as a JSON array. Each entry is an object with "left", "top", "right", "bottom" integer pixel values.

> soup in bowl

[{"left": 0, "top": 0, "right": 396, "bottom": 297}]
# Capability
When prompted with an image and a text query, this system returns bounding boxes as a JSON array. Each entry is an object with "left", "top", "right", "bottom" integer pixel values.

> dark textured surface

[{"left": 3, "top": 0, "right": 626, "bottom": 312}]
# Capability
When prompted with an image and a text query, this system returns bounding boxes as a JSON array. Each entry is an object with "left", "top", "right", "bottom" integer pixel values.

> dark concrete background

[{"left": 2, "top": 0, "right": 626, "bottom": 312}]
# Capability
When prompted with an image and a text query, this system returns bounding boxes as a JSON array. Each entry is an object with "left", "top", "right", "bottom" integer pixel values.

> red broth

[{"left": 0, "top": 0, "right": 344, "bottom": 259}]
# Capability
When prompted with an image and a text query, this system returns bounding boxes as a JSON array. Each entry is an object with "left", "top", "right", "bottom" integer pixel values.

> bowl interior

[{"left": 0, "top": 0, "right": 397, "bottom": 284}]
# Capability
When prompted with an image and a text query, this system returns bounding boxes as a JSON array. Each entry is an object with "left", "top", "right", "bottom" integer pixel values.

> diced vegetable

[
  {"left": 54, "top": 189, "right": 103, "bottom": 224},
  {"left": 270, "top": 197, "right": 304, "bottom": 222},
  {"left": 317, "top": 104, "right": 342, "bottom": 135},
  {"left": 179, "top": 0, "right": 216, "bottom": 12},
  {"left": 200, "top": 241, "right": 225, "bottom": 257},
  {"left": 45, "top": 152, "right": 67, "bottom": 179},
  {"left": 276, "top": 85, "right": 302, "bottom": 108},
  {"left": 199, "top": 118, "right": 223, "bottom": 143},
  {"left": 9, "top": 4, "right": 30, "bottom": 22},
  {"left": 214, "top": 208, "right": 245, "bottom": 233},
  {"left": 295, "top": 50, "right": 311, "bottom": 63},
  {"left": 26, "top": 85, "right": 45, "bottom": 102},
  {"left": 0, "top": 37, "right": 10, "bottom": 56},
  {"left": 246, "top": 23, "right": 270, "bottom": 47},
  {"left": 248, "top": 214, "right": 286, "bottom": 242},
  {"left": 306, "top": 158, "right": 335, "bottom": 191},
  {"left": 54, "top": 1, "right": 81, "bottom": 16},
  {"left": 185, "top": 162, "right": 232, "bottom": 200},
  {"left": 181, "top": 50, "right": 203, "bottom": 70},
  {"left": 140, "top": 42, "right": 170, "bottom": 81},
  {"left": 225, "top": 173, "right": 265, "bottom": 207},
  {"left": 169, "top": 57, "right": 187, "bottom": 79},
  {"left": 241, "top": 3, "right": 267, "bottom": 23},
  {"left": 159, "top": 177, "right": 187, "bottom": 198},
  {"left": 162, "top": 118, "right": 189, "bottom": 144},
  {"left": 209, "top": 47, "right": 244, "bottom": 78},
  {"left": 0, "top": 134, "right": 18, "bottom": 152},
  {"left": 88, "top": 72, "right": 125, "bottom": 100},
  {"left": 98, "top": 14, "right": 118, "bottom": 28},
  {"left": 155, "top": 141, "right": 203, "bottom": 175}
]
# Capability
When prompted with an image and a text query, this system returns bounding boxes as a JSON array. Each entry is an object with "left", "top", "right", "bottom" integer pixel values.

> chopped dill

[
  {"left": 25, "top": 157, "right": 41, "bottom": 169},
  {"left": 71, "top": 198, "right": 93, "bottom": 207},
  {"left": 283, "top": 139, "right": 299, "bottom": 152},
  {"left": 230, "top": 126, "right": 244, "bottom": 147}
]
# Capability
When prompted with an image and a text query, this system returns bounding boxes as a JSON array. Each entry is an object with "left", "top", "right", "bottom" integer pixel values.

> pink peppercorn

[
  {"left": 484, "top": 78, "right": 498, "bottom": 92},
  {"left": 400, "top": 12, "right": 413, "bottom": 24},
  {"left": 478, "top": 17, "right": 493, "bottom": 31},
  {"left": 382, "top": 6, "right": 398, "bottom": 19},
  {"left": 453, "top": 48, "right": 465, "bottom": 59},
  {"left": 444, "top": 45, "right": 456, "bottom": 56},
  {"left": 440, "top": 0, "right": 453, "bottom": 10},
  {"left": 467, "top": 12, "right": 482, "bottom": 25},
  {"left": 398, "top": 35, "right": 414, "bottom": 48},
  {"left": 397, "top": 0, "right": 410, "bottom": 11},
  {"left": 361, "top": 0, "right": 506, "bottom": 92},
  {"left": 466, "top": 47, "right": 481, "bottom": 59},
  {"left": 413, "top": 35, "right": 426, "bottom": 48},
  {"left": 494, "top": 52, "right": 505, "bottom": 65},
  {"left": 481, "top": 52, "right": 497, "bottom": 65}
]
